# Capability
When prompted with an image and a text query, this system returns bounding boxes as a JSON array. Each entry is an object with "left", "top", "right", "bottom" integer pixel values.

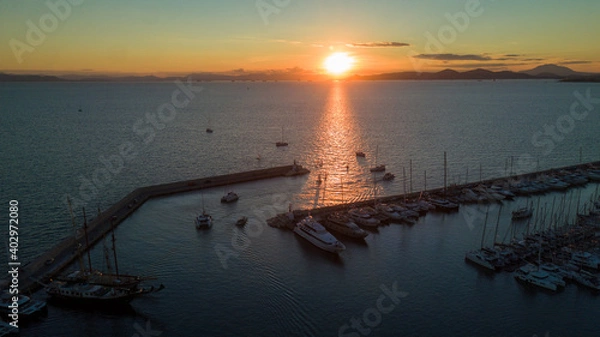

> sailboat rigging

[
  {"left": 370, "top": 145, "right": 385, "bottom": 172},
  {"left": 276, "top": 126, "right": 288, "bottom": 147}
]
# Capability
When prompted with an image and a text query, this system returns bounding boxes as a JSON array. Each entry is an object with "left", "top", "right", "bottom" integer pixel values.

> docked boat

[
  {"left": 0, "top": 293, "right": 47, "bottom": 318},
  {"left": 514, "top": 267, "right": 559, "bottom": 291},
  {"left": 512, "top": 207, "right": 533, "bottom": 220},
  {"left": 221, "top": 191, "right": 239, "bottom": 203},
  {"left": 293, "top": 216, "right": 346, "bottom": 253},
  {"left": 570, "top": 251, "right": 600, "bottom": 270},
  {"left": 464, "top": 251, "right": 496, "bottom": 271},
  {"left": 428, "top": 198, "right": 459, "bottom": 212},
  {"left": 325, "top": 212, "right": 368, "bottom": 239},
  {"left": 348, "top": 208, "right": 380, "bottom": 228},
  {"left": 375, "top": 203, "right": 405, "bottom": 223},
  {"left": 55, "top": 270, "right": 145, "bottom": 290},
  {"left": 45, "top": 281, "right": 154, "bottom": 307},
  {"left": 355, "top": 151, "right": 365, "bottom": 158},
  {"left": 195, "top": 212, "right": 213, "bottom": 229},
  {"left": 235, "top": 216, "right": 248, "bottom": 227},
  {"left": 572, "top": 269, "right": 600, "bottom": 291}
]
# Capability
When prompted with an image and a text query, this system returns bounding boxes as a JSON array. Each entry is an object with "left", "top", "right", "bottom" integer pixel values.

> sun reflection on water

[{"left": 301, "top": 82, "right": 382, "bottom": 207}]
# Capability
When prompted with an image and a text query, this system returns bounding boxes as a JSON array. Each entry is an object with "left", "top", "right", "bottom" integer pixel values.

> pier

[
  {"left": 267, "top": 161, "right": 600, "bottom": 229},
  {"left": 6, "top": 164, "right": 309, "bottom": 293}
]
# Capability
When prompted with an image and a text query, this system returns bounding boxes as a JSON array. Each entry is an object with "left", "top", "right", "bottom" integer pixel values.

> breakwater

[{"left": 5, "top": 164, "right": 309, "bottom": 293}]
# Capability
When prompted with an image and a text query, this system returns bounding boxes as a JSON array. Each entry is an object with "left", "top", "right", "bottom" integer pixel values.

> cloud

[
  {"left": 413, "top": 54, "right": 493, "bottom": 61},
  {"left": 559, "top": 60, "right": 592, "bottom": 65},
  {"left": 433, "top": 62, "right": 531, "bottom": 68},
  {"left": 346, "top": 42, "right": 410, "bottom": 48}
]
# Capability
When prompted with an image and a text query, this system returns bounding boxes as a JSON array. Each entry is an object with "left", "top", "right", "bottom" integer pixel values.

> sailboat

[
  {"left": 369, "top": 145, "right": 385, "bottom": 172},
  {"left": 196, "top": 193, "right": 213, "bottom": 229},
  {"left": 46, "top": 203, "right": 162, "bottom": 307},
  {"left": 464, "top": 207, "right": 497, "bottom": 271},
  {"left": 276, "top": 127, "right": 288, "bottom": 147}
]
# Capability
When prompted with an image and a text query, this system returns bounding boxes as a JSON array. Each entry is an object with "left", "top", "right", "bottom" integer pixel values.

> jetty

[
  {"left": 5, "top": 164, "right": 309, "bottom": 293},
  {"left": 268, "top": 161, "right": 600, "bottom": 229}
]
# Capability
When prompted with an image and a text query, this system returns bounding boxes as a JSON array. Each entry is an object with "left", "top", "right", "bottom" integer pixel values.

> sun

[{"left": 324, "top": 52, "right": 354, "bottom": 75}]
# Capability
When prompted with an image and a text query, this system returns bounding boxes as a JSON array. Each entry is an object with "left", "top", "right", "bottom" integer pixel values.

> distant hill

[
  {"left": 1, "top": 66, "right": 597, "bottom": 82},
  {"left": 355, "top": 68, "right": 534, "bottom": 81},
  {"left": 520, "top": 64, "right": 583, "bottom": 78},
  {"left": 0, "top": 73, "right": 65, "bottom": 82}
]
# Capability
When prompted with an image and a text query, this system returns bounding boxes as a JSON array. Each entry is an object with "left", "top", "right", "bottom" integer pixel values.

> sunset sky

[{"left": 1, "top": 0, "right": 599, "bottom": 77}]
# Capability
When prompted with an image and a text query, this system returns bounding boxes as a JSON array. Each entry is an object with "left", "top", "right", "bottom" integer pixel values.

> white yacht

[
  {"left": 195, "top": 212, "right": 213, "bottom": 229},
  {"left": 293, "top": 216, "right": 346, "bottom": 253}
]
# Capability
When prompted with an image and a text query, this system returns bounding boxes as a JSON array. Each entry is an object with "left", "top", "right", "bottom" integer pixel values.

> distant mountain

[
  {"left": 356, "top": 68, "right": 535, "bottom": 81},
  {"left": 520, "top": 64, "right": 581, "bottom": 77},
  {"left": 1, "top": 66, "right": 596, "bottom": 82},
  {"left": 0, "top": 73, "right": 65, "bottom": 82}
]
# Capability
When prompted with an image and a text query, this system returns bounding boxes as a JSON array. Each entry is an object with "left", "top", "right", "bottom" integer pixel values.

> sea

[{"left": 1, "top": 79, "right": 600, "bottom": 337}]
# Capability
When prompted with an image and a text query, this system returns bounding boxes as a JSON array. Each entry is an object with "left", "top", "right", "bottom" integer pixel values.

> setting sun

[{"left": 324, "top": 52, "right": 354, "bottom": 75}]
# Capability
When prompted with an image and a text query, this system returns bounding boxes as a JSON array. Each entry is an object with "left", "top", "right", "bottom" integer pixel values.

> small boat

[
  {"left": 293, "top": 216, "right": 346, "bottom": 253},
  {"left": 355, "top": 151, "right": 366, "bottom": 158},
  {"left": 370, "top": 165, "right": 385, "bottom": 172},
  {"left": 235, "top": 216, "right": 248, "bottom": 227},
  {"left": 512, "top": 207, "right": 533, "bottom": 220},
  {"left": 221, "top": 191, "right": 239, "bottom": 203},
  {"left": 369, "top": 145, "right": 385, "bottom": 172},
  {"left": 382, "top": 172, "right": 395, "bottom": 181},
  {"left": 206, "top": 128, "right": 213, "bottom": 133},
  {"left": 195, "top": 212, "right": 213, "bottom": 229},
  {"left": 464, "top": 251, "right": 496, "bottom": 271},
  {"left": 0, "top": 321, "right": 18, "bottom": 336},
  {"left": 276, "top": 127, "right": 288, "bottom": 147},
  {"left": 325, "top": 212, "right": 368, "bottom": 239},
  {"left": 0, "top": 293, "right": 47, "bottom": 318}
]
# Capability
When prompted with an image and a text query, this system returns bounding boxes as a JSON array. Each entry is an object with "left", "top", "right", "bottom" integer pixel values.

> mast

[
  {"left": 443, "top": 151, "right": 447, "bottom": 194},
  {"left": 480, "top": 206, "right": 490, "bottom": 249},
  {"left": 492, "top": 204, "right": 502, "bottom": 246},
  {"left": 67, "top": 196, "right": 85, "bottom": 273},
  {"left": 110, "top": 218, "right": 120, "bottom": 277},
  {"left": 409, "top": 159, "right": 413, "bottom": 194},
  {"left": 82, "top": 207, "right": 93, "bottom": 273}
]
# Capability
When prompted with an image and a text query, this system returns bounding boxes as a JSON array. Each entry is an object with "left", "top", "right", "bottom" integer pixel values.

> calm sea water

[{"left": 1, "top": 80, "right": 600, "bottom": 336}]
